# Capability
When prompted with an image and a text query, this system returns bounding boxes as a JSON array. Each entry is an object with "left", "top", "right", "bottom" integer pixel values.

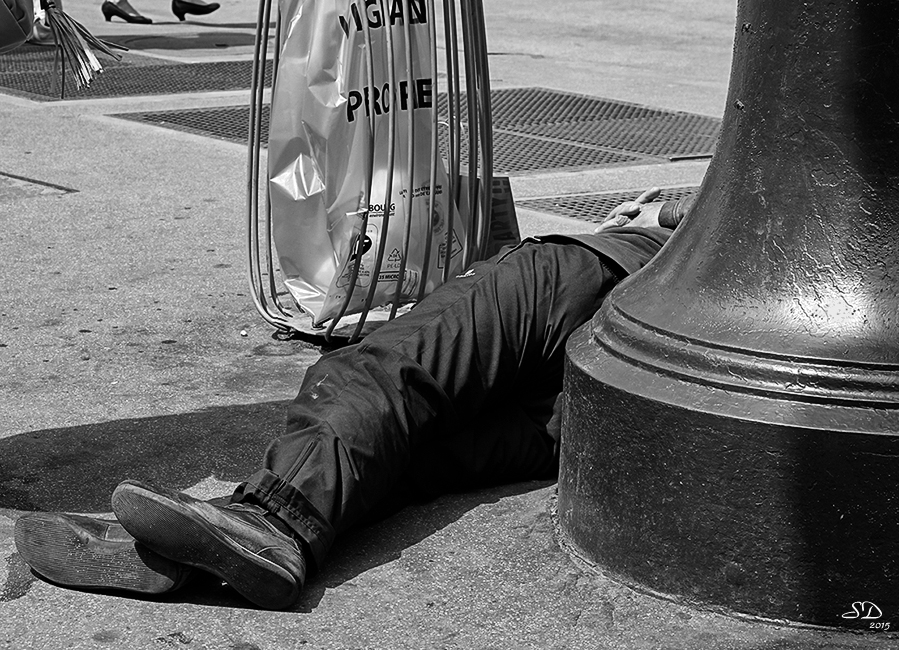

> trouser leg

[{"left": 233, "top": 242, "right": 622, "bottom": 566}]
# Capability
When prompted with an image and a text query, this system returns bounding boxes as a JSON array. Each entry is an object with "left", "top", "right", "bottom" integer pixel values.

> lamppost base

[{"left": 559, "top": 320, "right": 899, "bottom": 627}]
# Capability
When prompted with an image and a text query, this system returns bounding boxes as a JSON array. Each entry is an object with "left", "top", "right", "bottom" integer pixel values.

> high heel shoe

[
  {"left": 171, "top": 0, "right": 220, "bottom": 21},
  {"left": 101, "top": 0, "right": 152, "bottom": 24}
]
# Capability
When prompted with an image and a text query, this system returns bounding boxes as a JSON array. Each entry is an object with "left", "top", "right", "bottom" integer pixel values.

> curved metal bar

[
  {"left": 246, "top": 0, "right": 267, "bottom": 322},
  {"left": 261, "top": 8, "right": 299, "bottom": 325},
  {"left": 248, "top": 0, "right": 492, "bottom": 338},
  {"left": 264, "top": 14, "right": 294, "bottom": 322},
  {"left": 248, "top": 0, "right": 299, "bottom": 331}
]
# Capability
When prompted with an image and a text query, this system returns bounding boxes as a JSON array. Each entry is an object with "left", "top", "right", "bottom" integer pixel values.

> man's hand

[{"left": 594, "top": 187, "right": 662, "bottom": 233}]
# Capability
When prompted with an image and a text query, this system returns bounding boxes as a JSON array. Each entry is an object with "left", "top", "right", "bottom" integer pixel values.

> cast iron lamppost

[{"left": 559, "top": 0, "right": 899, "bottom": 627}]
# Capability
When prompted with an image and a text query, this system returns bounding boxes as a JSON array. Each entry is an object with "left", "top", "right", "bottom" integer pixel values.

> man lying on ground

[{"left": 15, "top": 188, "right": 693, "bottom": 610}]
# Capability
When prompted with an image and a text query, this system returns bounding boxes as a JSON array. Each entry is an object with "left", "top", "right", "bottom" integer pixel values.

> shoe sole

[
  {"left": 111, "top": 484, "right": 299, "bottom": 610},
  {"left": 14, "top": 513, "right": 184, "bottom": 594}
]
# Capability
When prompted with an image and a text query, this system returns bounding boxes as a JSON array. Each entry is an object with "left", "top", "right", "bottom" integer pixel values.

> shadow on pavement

[
  {"left": 4, "top": 481, "right": 554, "bottom": 611},
  {"left": 103, "top": 31, "right": 267, "bottom": 50},
  {"left": 176, "top": 21, "right": 273, "bottom": 29},
  {"left": 298, "top": 480, "right": 557, "bottom": 609},
  {"left": 0, "top": 401, "right": 286, "bottom": 513},
  {"left": 0, "top": 402, "right": 556, "bottom": 613}
]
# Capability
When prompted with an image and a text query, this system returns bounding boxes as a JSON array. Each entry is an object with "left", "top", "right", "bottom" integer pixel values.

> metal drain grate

[
  {"left": 516, "top": 118, "right": 718, "bottom": 160},
  {"left": 118, "top": 103, "right": 645, "bottom": 173},
  {"left": 0, "top": 45, "right": 272, "bottom": 100},
  {"left": 0, "top": 43, "right": 162, "bottom": 72},
  {"left": 440, "top": 87, "right": 669, "bottom": 128},
  {"left": 115, "top": 88, "right": 719, "bottom": 175},
  {"left": 517, "top": 186, "right": 701, "bottom": 223},
  {"left": 120, "top": 105, "right": 268, "bottom": 144},
  {"left": 443, "top": 130, "right": 644, "bottom": 174},
  {"left": 441, "top": 87, "right": 721, "bottom": 160}
]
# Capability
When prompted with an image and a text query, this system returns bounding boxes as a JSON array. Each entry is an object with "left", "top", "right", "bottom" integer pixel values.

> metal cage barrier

[{"left": 246, "top": 0, "right": 493, "bottom": 342}]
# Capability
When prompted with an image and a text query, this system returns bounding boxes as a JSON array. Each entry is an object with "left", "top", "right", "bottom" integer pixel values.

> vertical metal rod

[
  {"left": 246, "top": 0, "right": 265, "bottom": 318},
  {"left": 442, "top": 0, "right": 461, "bottom": 284},
  {"left": 325, "top": 0, "right": 380, "bottom": 341},
  {"left": 460, "top": 0, "right": 481, "bottom": 271},
  {"left": 470, "top": 0, "right": 492, "bottom": 259},
  {"left": 390, "top": 0, "right": 419, "bottom": 318},
  {"left": 351, "top": 0, "right": 399, "bottom": 342},
  {"left": 415, "top": 0, "right": 441, "bottom": 302},
  {"left": 444, "top": 0, "right": 462, "bottom": 201}
]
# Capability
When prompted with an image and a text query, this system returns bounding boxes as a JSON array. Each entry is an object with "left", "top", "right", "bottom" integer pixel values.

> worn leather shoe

[
  {"left": 14, "top": 512, "right": 193, "bottom": 594},
  {"left": 111, "top": 480, "right": 306, "bottom": 610}
]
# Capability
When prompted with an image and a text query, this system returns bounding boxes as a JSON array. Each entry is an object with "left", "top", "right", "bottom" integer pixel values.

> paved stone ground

[{"left": 1, "top": 0, "right": 895, "bottom": 647}]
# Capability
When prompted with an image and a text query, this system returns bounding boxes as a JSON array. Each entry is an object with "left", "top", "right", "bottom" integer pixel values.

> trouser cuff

[{"left": 232, "top": 469, "right": 335, "bottom": 569}]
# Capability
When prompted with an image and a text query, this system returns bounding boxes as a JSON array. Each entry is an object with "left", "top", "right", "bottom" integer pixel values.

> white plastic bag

[{"left": 268, "top": 0, "right": 469, "bottom": 326}]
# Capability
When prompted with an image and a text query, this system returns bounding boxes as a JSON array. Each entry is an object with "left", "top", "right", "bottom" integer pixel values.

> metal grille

[
  {"left": 517, "top": 186, "right": 701, "bottom": 223},
  {"left": 516, "top": 118, "right": 718, "bottom": 160},
  {"left": 440, "top": 87, "right": 666, "bottom": 127},
  {"left": 116, "top": 88, "right": 719, "bottom": 174},
  {"left": 448, "top": 130, "right": 643, "bottom": 174},
  {"left": 0, "top": 43, "right": 161, "bottom": 72},
  {"left": 120, "top": 105, "right": 267, "bottom": 145},
  {"left": 0, "top": 45, "right": 272, "bottom": 100},
  {"left": 441, "top": 87, "right": 721, "bottom": 160},
  {"left": 118, "top": 104, "right": 643, "bottom": 172}
]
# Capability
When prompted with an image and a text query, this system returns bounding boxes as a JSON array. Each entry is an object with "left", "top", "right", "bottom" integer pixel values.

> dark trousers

[{"left": 232, "top": 239, "right": 650, "bottom": 566}]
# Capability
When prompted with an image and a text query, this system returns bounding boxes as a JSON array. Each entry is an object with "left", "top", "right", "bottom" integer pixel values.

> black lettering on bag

[
  {"left": 386, "top": 0, "right": 425, "bottom": 26},
  {"left": 364, "top": 0, "right": 383, "bottom": 29},
  {"left": 339, "top": 0, "right": 427, "bottom": 37},
  {"left": 338, "top": 3, "right": 363, "bottom": 36},
  {"left": 415, "top": 77, "right": 432, "bottom": 109},
  {"left": 347, "top": 90, "right": 363, "bottom": 122},
  {"left": 370, "top": 85, "right": 383, "bottom": 115},
  {"left": 398, "top": 80, "right": 410, "bottom": 110},
  {"left": 388, "top": 0, "right": 404, "bottom": 24},
  {"left": 407, "top": 0, "right": 425, "bottom": 24},
  {"left": 347, "top": 78, "right": 433, "bottom": 123}
]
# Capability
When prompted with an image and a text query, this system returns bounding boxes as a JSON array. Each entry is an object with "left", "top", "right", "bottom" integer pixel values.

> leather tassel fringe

[{"left": 41, "top": 0, "right": 127, "bottom": 97}]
